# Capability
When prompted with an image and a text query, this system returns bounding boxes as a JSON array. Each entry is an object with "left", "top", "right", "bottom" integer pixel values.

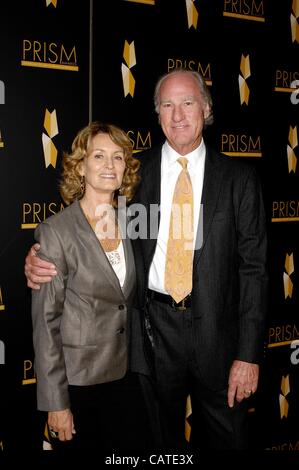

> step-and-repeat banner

[{"left": 0, "top": 0, "right": 298, "bottom": 452}]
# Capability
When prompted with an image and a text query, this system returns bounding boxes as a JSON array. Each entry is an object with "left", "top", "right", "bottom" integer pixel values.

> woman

[{"left": 31, "top": 121, "right": 146, "bottom": 450}]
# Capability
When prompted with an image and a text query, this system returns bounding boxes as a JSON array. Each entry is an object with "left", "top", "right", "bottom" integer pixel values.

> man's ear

[{"left": 203, "top": 104, "right": 211, "bottom": 121}]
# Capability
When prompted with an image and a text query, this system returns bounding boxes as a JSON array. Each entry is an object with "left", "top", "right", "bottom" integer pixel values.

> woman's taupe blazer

[{"left": 31, "top": 200, "right": 136, "bottom": 412}]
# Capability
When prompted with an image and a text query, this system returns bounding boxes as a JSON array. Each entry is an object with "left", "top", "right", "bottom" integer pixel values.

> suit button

[
  {"left": 118, "top": 304, "right": 125, "bottom": 310},
  {"left": 117, "top": 327, "right": 125, "bottom": 334}
]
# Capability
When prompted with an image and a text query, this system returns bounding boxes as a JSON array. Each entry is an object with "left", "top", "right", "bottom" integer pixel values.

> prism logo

[
  {"left": 0, "top": 80, "right": 5, "bottom": 104},
  {"left": 22, "top": 359, "right": 36, "bottom": 385},
  {"left": 290, "top": 0, "right": 299, "bottom": 43},
  {"left": 287, "top": 126, "right": 298, "bottom": 173},
  {"left": 279, "top": 375, "right": 290, "bottom": 419},
  {"left": 42, "top": 109, "right": 59, "bottom": 168},
  {"left": 238, "top": 54, "right": 251, "bottom": 105},
  {"left": 223, "top": 0, "right": 265, "bottom": 22},
  {"left": 121, "top": 40, "right": 136, "bottom": 97},
  {"left": 124, "top": 0, "right": 155, "bottom": 3},
  {"left": 283, "top": 253, "right": 294, "bottom": 299},
  {"left": 46, "top": 0, "right": 57, "bottom": 6},
  {"left": 186, "top": 0, "right": 199, "bottom": 29}
]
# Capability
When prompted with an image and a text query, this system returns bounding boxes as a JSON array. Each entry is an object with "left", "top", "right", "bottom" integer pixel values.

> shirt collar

[{"left": 162, "top": 139, "right": 206, "bottom": 170}]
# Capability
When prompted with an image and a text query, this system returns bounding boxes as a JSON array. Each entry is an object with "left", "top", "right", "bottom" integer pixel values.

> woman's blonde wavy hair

[{"left": 60, "top": 121, "right": 140, "bottom": 206}]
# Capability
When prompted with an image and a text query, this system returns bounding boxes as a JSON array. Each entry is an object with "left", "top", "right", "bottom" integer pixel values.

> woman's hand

[{"left": 48, "top": 409, "right": 76, "bottom": 441}]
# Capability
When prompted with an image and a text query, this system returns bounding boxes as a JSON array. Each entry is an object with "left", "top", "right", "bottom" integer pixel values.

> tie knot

[{"left": 177, "top": 157, "right": 188, "bottom": 170}]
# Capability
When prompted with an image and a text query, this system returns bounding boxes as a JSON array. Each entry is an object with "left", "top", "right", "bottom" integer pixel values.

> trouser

[{"left": 147, "top": 298, "right": 249, "bottom": 450}]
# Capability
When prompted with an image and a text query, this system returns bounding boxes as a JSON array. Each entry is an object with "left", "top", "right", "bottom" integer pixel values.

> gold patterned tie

[{"left": 165, "top": 157, "right": 194, "bottom": 303}]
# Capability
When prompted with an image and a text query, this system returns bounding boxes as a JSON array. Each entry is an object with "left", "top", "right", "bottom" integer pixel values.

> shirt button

[{"left": 118, "top": 304, "right": 125, "bottom": 310}]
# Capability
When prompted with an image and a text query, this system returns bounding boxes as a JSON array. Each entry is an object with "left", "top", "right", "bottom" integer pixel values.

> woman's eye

[
  {"left": 114, "top": 155, "right": 124, "bottom": 160},
  {"left": 94, "top": 153, "right": 103, "bottom": 159}
]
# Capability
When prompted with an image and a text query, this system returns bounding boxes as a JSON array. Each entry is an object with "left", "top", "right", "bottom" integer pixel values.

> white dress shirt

[{"left": 148, "top": 139, "right": 206, "bottom": 294}]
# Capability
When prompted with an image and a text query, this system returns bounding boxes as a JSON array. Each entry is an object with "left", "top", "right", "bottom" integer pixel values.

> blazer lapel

[
  {"left": 194, "top": 147, "right": 223, "bottom": 268},
  {"left": 73, "top": 200, "right": 125, "bottom": 296}
]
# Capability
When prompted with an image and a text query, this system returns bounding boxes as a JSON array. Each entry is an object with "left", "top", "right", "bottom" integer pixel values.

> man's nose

[{"left": 172, "top": 105, "right": 184, "bottom": 121}]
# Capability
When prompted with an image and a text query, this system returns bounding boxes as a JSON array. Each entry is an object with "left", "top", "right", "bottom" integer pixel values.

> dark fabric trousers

[
  {"left": 147, "top": 298, "right": 249, "bottom": 451},
  {"left": 52, "top": 372, "right": 154, "bottom": 452}
]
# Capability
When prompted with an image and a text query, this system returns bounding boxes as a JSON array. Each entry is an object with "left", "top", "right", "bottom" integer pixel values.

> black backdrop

[{"left": 0, "top": 0, "right": 298, "bottom": 455}]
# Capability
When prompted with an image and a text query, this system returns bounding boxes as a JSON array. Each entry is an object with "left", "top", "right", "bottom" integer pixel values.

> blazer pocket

[{"left": 62, "top": 344, "right": 98, "bottom": 384}]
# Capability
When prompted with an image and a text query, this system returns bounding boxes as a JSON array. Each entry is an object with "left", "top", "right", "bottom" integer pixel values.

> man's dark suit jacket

[{"left": 132, "top": 143, "right": 268, "bottom": 390}]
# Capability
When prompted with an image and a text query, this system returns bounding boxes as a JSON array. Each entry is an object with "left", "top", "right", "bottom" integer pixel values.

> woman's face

[{"left": 80, "top": 132, "right": 126, "bottom": 198}]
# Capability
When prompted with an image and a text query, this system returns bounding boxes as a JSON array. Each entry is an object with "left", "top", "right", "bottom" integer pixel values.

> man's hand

[
  {"left": 48, "top": 409, "right": 76, "bottom": 442},
  {"left": 24, "top": 243, "right": 57, "bottom": 290},
  {"left": 227, "top": 360, "right": 259, "bottom": 408}
]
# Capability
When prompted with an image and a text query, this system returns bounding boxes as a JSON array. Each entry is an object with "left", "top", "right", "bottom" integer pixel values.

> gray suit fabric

[{"left": 31, "top": 200, "right": 136, "bottom": 411}]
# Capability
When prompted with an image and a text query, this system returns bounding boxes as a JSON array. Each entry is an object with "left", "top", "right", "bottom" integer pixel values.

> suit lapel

[
  {"left": 121, "top": 233, "right": 136, "bottom": 300},
  {"left": 141, "top": 148, "right": 162, "bottom": 263},
  {"left": 118, "top": 207, "right": 136, "bottom": 300},
  {"left": 194, "top": 147, "right": 223, "bottom": 268}
]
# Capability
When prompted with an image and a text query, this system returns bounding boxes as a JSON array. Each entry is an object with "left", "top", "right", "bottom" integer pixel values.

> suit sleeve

[
  {"left": 31, "top": 221, "right": 70, "bottom": 411},
  {"left": 236, "top": 167, "right": 268, "bottom": 363}
]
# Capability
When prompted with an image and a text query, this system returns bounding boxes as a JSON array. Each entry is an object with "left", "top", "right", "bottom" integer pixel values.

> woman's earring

[
  {"left": 80, "top": 176, "right": 85, "bottom": 196},
  {"left": 118, "top": 186, "right": 124, "bottom": 195}
]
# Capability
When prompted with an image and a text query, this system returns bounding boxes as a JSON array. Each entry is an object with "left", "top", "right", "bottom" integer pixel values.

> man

[{"left": 25, "top": 69, "right": 268, "bottom": 450}]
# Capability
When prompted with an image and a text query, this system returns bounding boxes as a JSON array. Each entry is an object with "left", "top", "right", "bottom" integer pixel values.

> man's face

[{"left": 158, "top": 73, "right": 210, "bottom": 155}]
